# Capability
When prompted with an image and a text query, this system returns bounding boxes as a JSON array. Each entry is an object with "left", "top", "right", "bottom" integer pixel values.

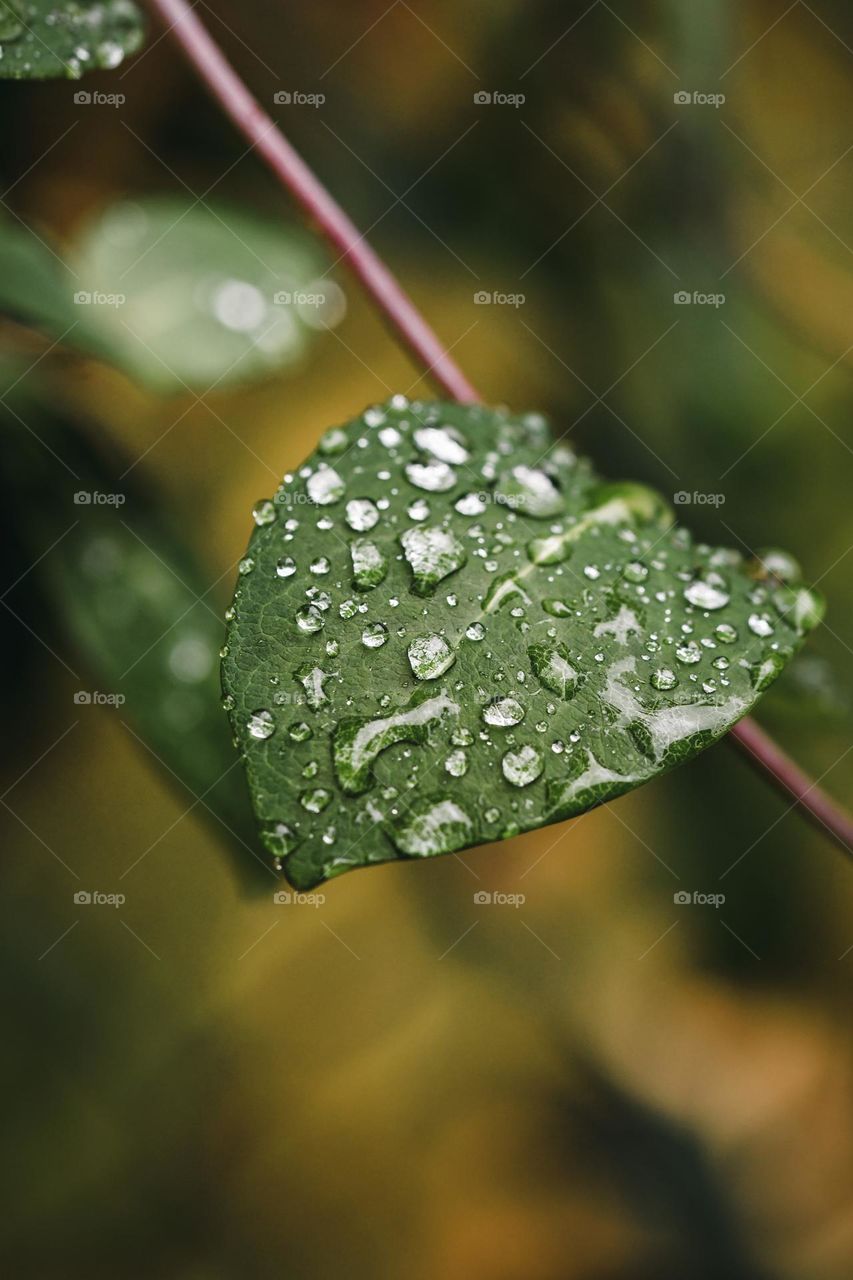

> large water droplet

[
  {"left": 351, "top": 538, "right": 388, "bottom": 590},
  {"left": 306, "top": 466, "right": 345, "bottom": 505},
  {"left": 444, "top": 748, "right": 468, "bottom": 777},
  {"left": 296, "top": 604, "right": 325, "bottom": 633},
  {"left": 362, "top": 622, "right": 388, "bottom": 649},
  {"left": 501, "top": 745, "right": 544, "bottom": 787},
  {"left": 483, "top": 696, "right": 525, "bottom": 727},
  {"left": 405, "top": 460, "right": 456, "bottom": 492},
  {"left": 408, "top": 634, "right": 456, "bottom": 680},
  {"left": 400, "top": 525, "right": 466, "bottom": 595},
  {"left": 748, "top": 612, "right": 774, "bottom": 638},
  {"left": 413, "top": 425, "right": 470, "bottom": 464},
  {"left": 496, "top": 465, "right": 563, "bottom": 518},
  {"left": 345, "top": 498, "right": 379, "bottom": 532},
  {"left": 651, "top": 667, "right": 678, "bottom": 691},
  {"left": 684, "top": 576, "right": 730, "bottom": 611}
]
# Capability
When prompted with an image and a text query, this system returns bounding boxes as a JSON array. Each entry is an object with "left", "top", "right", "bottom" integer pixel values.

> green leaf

[
  {"left": 0, "top": 0, "right": 144, "bottom": 80},
  {"left": 220, "top": 399, "right": 823, "bottom": 890},
  {"left": 68, "top": 198, "right": 342, "bottom": 392}
]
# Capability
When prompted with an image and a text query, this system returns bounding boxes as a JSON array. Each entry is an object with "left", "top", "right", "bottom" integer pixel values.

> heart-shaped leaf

[
  {"left": 0, "top": 0, "right": 144, "bottom": 80},
  {"left": 221, "top": 399, "right": 823, "bottom": 889}
]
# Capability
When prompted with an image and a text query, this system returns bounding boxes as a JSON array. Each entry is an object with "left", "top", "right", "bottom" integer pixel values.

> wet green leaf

[
  {"left": 221, "top": 399, "right": 824, "bottom": 890},
  {"left": 68, "top": 198, "right": 342, "bottom": 392},
  {"left": 0, "top": 0, "right": 144, "bottom": 80}
]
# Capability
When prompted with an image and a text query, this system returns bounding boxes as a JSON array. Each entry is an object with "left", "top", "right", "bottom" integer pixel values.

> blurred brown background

[{"left": 1, "top": 2, "right": 852, "bottom": 1277}]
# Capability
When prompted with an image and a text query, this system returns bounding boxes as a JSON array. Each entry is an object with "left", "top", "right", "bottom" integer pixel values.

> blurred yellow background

[{"left": 2, "top": 2, "right": 853, "bottom": 1277}]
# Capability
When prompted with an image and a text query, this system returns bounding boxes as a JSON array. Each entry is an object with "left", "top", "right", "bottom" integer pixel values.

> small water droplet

[
  {"left": 247, "top": 709, "right": 275, "bottom": 740},
  {"left": 748, "top": 612, "right": 774, "bottom": 638},
  {"left": 444, "top": 748, "right": 468, "bottom": 777},
  {"left": 345, "top": 498, "right": 379, "bottom": 532},
  {"left": 405, "top": 460, "right": 456, "bottom": 492},
  {"left": 276, "top": 555, "right": 296, "bottom": 578},
  {"left": 651, "top": 667, "right": 678, "bottom": 691},
  {"left": 252, "top": 499, "right": 276, "bottom": 526},
  {"left": 296, "top": 604, "right": 325, "bottom": 633},
  {"left": 362, "top": 622, "right": 388, "bottom": 649},
  {"left": 306, "top": 466, "right": 345, "bottom": 505},
  {"left": 466, "top": 622, "right": 486, "bottom": 641}
]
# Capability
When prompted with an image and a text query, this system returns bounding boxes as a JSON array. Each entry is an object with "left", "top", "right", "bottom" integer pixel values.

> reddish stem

[
  {"left": 143, "top": 0, "right": 478, "bottom": 404},
  {"left": 145, "top": 0, "right": 853, "bottom": 861}
]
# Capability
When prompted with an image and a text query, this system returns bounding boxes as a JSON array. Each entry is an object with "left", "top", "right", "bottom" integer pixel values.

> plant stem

[
  {"left": 145, "top": 0, "right": 853, "bottom": 861},
  {"left": 143, "top": 0, "right": 478, "bottom": 404}
]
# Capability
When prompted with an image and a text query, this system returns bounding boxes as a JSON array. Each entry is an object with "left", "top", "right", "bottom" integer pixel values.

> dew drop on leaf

[
  {"left": 247, "top": 709, "right": 275, "bottom": 740},
  {"left": 306, "top": 466, "right": 345, "bottom": 505},
  {"left": 405, "top": 460, "right": 457, "bottom": 492},
  {"left": 362, "top": 622, "right": 388, "bottom": 649},
  {"left": 501, "top": 745, "right": 544, "bottom": 787},
  {"left": 345, "top": 498, "right": 380, "bottom": 532},
  {"left": 252, "top": 499, "right": 277, "bottom": 527},
  {"left": 276, "top": 555, "right": 297, "bottom": 578},
  {"left": 483, "top": 696, "right": 525, "bottom": 727},
  {"left": 407, "top": 634, "right": 455, "bottom": 680}
]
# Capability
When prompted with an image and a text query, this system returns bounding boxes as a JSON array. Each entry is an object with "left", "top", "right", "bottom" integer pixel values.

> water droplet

[
  {"left": 684, "top": 577, "right": 730, "bottom": 611},
  {"left": 310, "top": 556, "right": 331, "bottom": 575},
  {"left": 333, "top": 692, "right": 459, "bottom": 793},
  {"left": 405, "top": 460, "right": 456, "bottom": 492},
  {"left": 362, "top": 622, "right": 388, "bottom": 649},
  {"left": 378, "top": 426, "right": 401, "bottom": 448},
  {"left": 675, "top": 641, "right": 702, "bottom": 664},
  {"left": 390, "top": 797, "right": 474, "bottom": 857},
  {"left": 715, "top": 622, "right": 738, "bottom": 644},
  {"left": 651, "top": 667, "right": 678, "bottom": 691},
  {"left": 408, "top": 634, "right": 456, "bottom": 680},
  {"left": 350, "top": 538, "right": 388, "bottom": 590},
  {"left": 501, "top": 745, "right": 544, "bottom": 787},
  {"left": 247, "top": 709, "right": 275, "bottom": 740},
  {"left": 496, "top": 465, "right": 564, "bottom": 518},
  {"left": 318, "top": 427, "right": 347, "bottom": 454},
  {"left": 528, "top": 643, "right": 578, "bottom": 699},
  {"left": 466, "top": 621, "right": 486, "bottom": 641},
  {"left": 542, "top": 599, "right": 572, "bottom": 618},
  {"left": 260, "top": 821, "right": 297, "bottom": 858},
  {"left": 623, "top": 560, "right": 648, "bottom": 583},
  {"left": 276, "top": 555, "right": 296, "bottom": 578},
  {"left": 413, "top": 425, "right": 470, "bottom": 464},
  {"left": 748, "top": 612, "right": 774, "bottom": 638},
  {"left": 306, "top": 466, "right": 345, "bottom": 505},
  {"left": 296, "top": 604, "right": 325, "bottom": 633},
  {"left": 455, "top": 491, "right": 487, "bottom": 516},
  {"left": 400, "top": 525, "right": 466, "bottom": 595},
  {"left": 300, "top": 787, "right": 331, "bottom": 813},
  {"left": 289, "top": 721, "right": 313, "bottom": 742},
  {"left": 483, "top": 696, "right": 525, "bottom": 727},
  {"left": 238, "top": 556, "right": 254, "bottom": 575},
  {"left": 252, "top": 499, "right": 276, "bottom": 526},
  {"left": 345, "top": 498, "right": 379, "bottom": 532},
  {"left": 407, "top": 498, "right": 430, "bottom": 521},
  {"left": 444, "top": 748, "right": 468, "bottom": 777}
]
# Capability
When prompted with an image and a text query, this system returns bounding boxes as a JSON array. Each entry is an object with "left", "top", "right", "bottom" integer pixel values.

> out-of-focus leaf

[
  {"left": 2, "top": 373, "right": 270, "bottom": 887},
  {"left": 221, "top": 398, "right": 823, "bottom": 890},
  {"left": 0, "top": 217, "right": 82, "bottom": 334},
  {"left": 0, "top": 0, "right": 144, "bottom": 80},
  {"left": 68, "top": 198, "right": 345, "bottom": 392}
]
